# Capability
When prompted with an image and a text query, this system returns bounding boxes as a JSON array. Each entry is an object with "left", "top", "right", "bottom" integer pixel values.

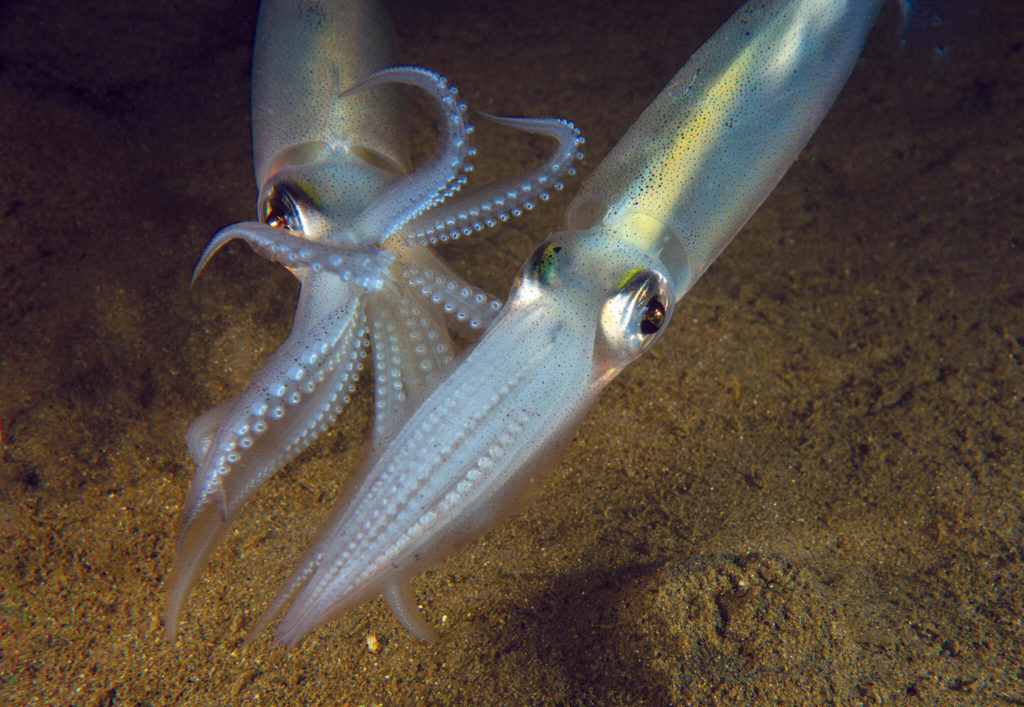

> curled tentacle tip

[{"left": 191, "top": 230, "right": 239, "bottom": 286}]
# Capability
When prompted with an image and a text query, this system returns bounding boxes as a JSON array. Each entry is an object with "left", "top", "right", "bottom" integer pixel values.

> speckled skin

[
  {"left": 252, "top": 0, "right": 903, "bottom": 645},
  {"left": 163, "top": 0, "right": 583, "bottom": 641}
]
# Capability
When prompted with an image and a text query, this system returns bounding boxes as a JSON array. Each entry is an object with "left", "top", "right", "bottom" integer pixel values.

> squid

[
  {"left": 164, "top": 0, "right": 583, "bottom": 640},
  {"left": 250, "top": 0, "right": 971, "bottom": 645}
]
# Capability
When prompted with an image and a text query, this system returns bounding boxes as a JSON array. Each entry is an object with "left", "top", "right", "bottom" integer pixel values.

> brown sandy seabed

[{"left": 1, "top": 0, "right": 1022, "bottom": 703}]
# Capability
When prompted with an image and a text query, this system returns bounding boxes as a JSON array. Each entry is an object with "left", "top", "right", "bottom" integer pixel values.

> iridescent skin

[
  {"left": 251, "top": 0, "right": 898, "bottom": 645},
  {"left": 164, "top": 0, "right": 583, "bottom": 641}
]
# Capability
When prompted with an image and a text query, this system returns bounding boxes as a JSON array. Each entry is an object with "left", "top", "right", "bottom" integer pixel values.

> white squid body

[
  {"left": 258, "top": 0, "right": 893, "bottom": 644},
  {"left": 165, "top": 0, "right": 584, "bottom": 641}
]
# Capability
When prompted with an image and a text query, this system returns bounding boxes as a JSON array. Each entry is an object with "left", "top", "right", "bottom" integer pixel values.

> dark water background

[{"left": 2, "top": 0, "right": 1022, "bottom": 703}]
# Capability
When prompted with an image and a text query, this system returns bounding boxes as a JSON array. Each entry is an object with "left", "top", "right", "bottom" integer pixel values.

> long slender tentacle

[
  {"left": 367, "top": 285, "right": 456, "bottom": 446},
  {"left": 345, "top": 67, "right": 475, "bottom": 242},
  {"left": 165, "top": 277, "right": 367, "bottom": 640},
  {"left": 269, "top": 309, "right": 566, "bottom": 648},
  {"left": 193, "top": 221, "right": 395, "bottom": 290},
  {"left": 393, "top": 245, "right": 503, "bottom": 337},
  {"left": 397, "top": 116, "right": 584, "bottom": 247}
]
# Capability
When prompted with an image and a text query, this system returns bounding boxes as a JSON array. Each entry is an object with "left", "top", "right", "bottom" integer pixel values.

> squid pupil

[
  {"left": 640, "top": 297, "right": 665, "bottom": 336},
  {"left": 266, "top": 200, "right": 290, "bottom": 229},
  {"left": 263, "top": 188, "right": 300, "bottom": 230}
]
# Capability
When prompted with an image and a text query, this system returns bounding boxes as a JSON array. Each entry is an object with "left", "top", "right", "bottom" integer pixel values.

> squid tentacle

[
  {"left": 178, "top": 301, "right": 368, "bottom": 527},
  {"left": 346, "top": 67, "right": 475, "bottom": 242},
  {"left": 399, "top": 115, "right": 585, "bottom": 247},
  {"left": 397, "top": 261, "right": 502, "bottom": 334},
  {"left": 193, "top": 221, "right": 395, "bottom": 290},
  {"left": 368, "top": 301, "right": 413, "bottom": 446},
  {"left": 165, "top": 292, "right": 368, "bottom": 641},
  {"left": 368, "top": 287, "right": 456, "bottom": 446},
  {"left": 270, "top": 311, "right": 562, "bottom": 647},
  {"left": 246, "top": 551, "right": 321, "bottom": 645}
]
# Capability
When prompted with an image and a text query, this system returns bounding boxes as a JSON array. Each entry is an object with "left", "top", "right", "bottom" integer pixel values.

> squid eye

[
  {"left": 259, "top": 183, "right": 302, "bottom": 231},
  {"left": 599, "top": 268, "right": 673, "bottom": 359},
  {"left": 639, "top": 296, "right": 666, "bottom": 335}
]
